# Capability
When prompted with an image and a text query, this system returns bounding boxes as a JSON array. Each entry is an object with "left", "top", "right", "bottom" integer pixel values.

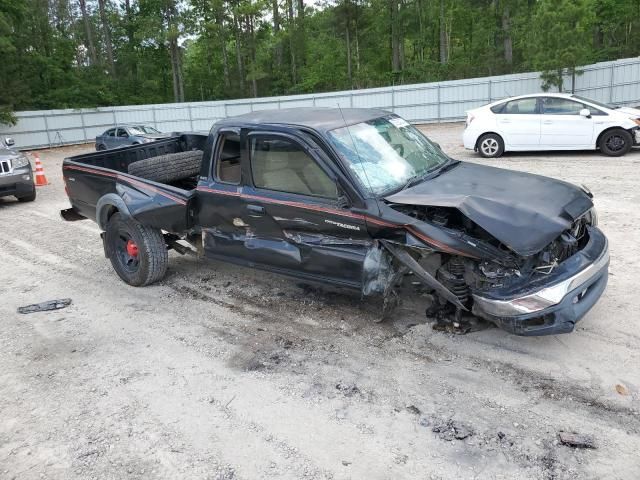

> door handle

[
  {"left": 499, "top": 119, "right": 510, "bottom": 123},
  {"left": 247, "top": 204, "right": 265, "bottom": 216},
  {"left": 543, "top": 120, "right": 553, "bottom": 124}
]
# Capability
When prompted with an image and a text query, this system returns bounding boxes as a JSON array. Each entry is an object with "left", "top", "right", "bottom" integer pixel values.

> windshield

[
  {"left": 572, "top": 95, "right": 617, "bottom": 110},
  {"left": 130, "top": 125, "right": 160, "bottom": 135},
  {"left": 328, "top": 116, "right": 449, "bottom": 196}
]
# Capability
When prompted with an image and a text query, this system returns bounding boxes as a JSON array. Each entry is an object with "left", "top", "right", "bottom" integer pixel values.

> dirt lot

[{"left": 1, "top": 123, "right": 639, "bottom": 479}]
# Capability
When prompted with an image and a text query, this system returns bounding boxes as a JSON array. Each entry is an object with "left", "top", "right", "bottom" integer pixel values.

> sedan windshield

[
  {"left": 130, "top": 125, "right": 160, "bottom": 135},
  {"left": 328, "top": 116, "right": 449, "bottom": 196}
]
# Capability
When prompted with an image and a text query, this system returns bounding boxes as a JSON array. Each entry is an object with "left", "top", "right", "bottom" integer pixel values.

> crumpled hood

[{"left": 385, "top": 162, "right": 593, "bottom": 256}]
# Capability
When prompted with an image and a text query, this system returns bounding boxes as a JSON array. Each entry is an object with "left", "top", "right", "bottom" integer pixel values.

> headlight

[
  {"left": 12, "top": 155, "right": 30, "bottom": 168},
  {"left": 587, "top": 207, "right": 598, "bottom": 227}
]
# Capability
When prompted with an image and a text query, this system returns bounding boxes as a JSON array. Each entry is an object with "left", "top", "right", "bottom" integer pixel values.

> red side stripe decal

[
  {"left": 64, "top": 165, "right": 187, "bottom": 205},
  {"left": 196, "top": 186, "right": 470, "bottom": 256}
]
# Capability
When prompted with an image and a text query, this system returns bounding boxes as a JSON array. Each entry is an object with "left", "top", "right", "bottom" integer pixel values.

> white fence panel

[{"left": 2, "top": 56, "right": 638, "bottom": 149}]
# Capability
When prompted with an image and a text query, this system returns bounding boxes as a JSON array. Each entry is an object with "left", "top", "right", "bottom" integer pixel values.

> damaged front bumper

[{"left": 472, "top": 226, "right": 609, "bottom": 336}]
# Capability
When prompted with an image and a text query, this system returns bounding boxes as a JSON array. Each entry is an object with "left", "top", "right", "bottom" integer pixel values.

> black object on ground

[{"left": 18, "top": 299, "right": 72, "bottom": 314}]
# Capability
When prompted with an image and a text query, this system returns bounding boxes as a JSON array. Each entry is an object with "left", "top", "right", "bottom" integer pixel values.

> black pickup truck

[{"left": 62, "top": 108, "right": 609, "bottom": 336}]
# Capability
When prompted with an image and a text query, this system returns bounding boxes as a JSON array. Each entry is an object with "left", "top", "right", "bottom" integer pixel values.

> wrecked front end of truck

[
  {"left": 367, "top": 198, "right": 608, "bottom": 336},
  {"left": 329, "top": 116, "right": 609, "bottom": 336}
]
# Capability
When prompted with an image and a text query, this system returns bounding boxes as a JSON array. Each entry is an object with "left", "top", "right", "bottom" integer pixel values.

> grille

[{"left": 0, "top": 159, "right": 11, "bottom": 174}]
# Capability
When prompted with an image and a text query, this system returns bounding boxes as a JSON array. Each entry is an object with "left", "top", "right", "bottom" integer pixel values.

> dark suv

[{"left": 0, "top": 137, "right": 35, "bottom": 202}]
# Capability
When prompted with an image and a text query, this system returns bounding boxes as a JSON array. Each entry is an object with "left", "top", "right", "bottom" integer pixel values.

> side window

[
  {"left": 541, "top": 97, "right": 583, "bottom": 115},
  {"left": 490, "top": 102, "right": 507, "bottom": 113},
  {"left": 215, "top": 133, "right": 241, "bottom": 184},
  {"left": 250, "top": 136, "right": 337, "bottom": 199},
  {"left": 502, "top": 98, "right": 538, "bottom": 114},
  {"left": 105, "top": 128, "right": 116, "bottom": 137},
  {"left": 117, "top": 128, "right": 129, "bottom": 137}
]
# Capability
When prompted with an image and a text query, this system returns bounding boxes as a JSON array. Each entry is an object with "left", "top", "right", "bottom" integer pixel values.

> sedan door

[
  {"left": 539, "top": 97, "right": 594, "bottom": 148},
  {"left": 494, "top": 97, "right": 542, "bottom": 148},
  {"left": 115, "top": 127, "right": 131, "bottom": 148}
]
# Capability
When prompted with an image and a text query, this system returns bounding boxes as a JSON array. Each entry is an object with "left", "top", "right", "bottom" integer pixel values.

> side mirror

[
  {"left": 432, "top": 141, "right": 442, "bottom": 150},
  {"left": 4, "top": 137, "right": 15, "bottom": 147},
  {"left": 579, "top": 108, "right": 591, "bottom": 118}
]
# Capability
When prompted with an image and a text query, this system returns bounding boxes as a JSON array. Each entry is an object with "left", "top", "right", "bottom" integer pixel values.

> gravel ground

[{"left": 1, "top": 123, "right": 639, "bottom": 479}]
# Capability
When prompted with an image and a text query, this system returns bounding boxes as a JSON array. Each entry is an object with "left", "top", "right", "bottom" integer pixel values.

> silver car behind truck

[
  {"left": 0, "top": 137, "right": 36, "bottom": 202},
  {"left": 95, "top": 125, "right": 169, "bottom": 151}
]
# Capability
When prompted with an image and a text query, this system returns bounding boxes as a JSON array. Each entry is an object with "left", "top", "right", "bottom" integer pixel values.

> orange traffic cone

[{"left": 33, "top": 153, "right": 49, "bottom": 186}]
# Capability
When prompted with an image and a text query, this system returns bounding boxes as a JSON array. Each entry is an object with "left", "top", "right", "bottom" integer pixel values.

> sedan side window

[
  {"left": 250, "top": 136, "right": 338, "bottom": 199},
  {"left": 117, "top": 128, "right": 129, "bottom": 137},
  {"left": 501, "top": 98, "right": 538, "bottom": 114},
  {"left": 541, "top": 98, "right": 583, "bottom": 115},
  {"left": 105, "top": 128, "right": 116, "bottom": 137}
]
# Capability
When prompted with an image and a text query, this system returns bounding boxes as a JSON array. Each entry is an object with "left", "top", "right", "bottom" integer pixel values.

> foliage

[{"left": 0, "top": 0, "right": 639, "bottom": 122}]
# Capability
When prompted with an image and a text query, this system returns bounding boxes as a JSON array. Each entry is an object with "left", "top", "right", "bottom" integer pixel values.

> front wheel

[
  {"left": 599, "top": 129, "right": 632, "bottom": 157},
  {"left": 477, "top": 133, "right": 505, "bottom": 158},
  {"left": 17, "top": 189, "right": 36, "bottom": 202},
  {"left": 105, "top": 213, "right": 168, "bottom": 286}
]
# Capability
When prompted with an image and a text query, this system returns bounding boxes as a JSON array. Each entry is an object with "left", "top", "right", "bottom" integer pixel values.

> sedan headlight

[
  {"left": 587, "top": 207, "right": 598, "bottom": 227},
  {"left": 12, "top": 155, "right": 30, "bottom": 168}
]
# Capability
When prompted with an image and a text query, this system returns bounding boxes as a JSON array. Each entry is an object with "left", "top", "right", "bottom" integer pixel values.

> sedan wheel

[
  {"left": 599, "top": 129, "right": 632, "bottom": 157},
  {"left": 477, "top": 134, "right": 504, "bottom": 158}
]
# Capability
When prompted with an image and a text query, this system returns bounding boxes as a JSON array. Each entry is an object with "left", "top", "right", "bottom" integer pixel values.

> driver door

[{"left": 200, "top": 128, "right": 372, "bottom": 289}]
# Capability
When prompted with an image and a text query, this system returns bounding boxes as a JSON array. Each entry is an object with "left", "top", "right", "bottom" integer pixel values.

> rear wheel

[
  {"left": 477, "top": 133, "right": 505, "bottom": 158},
  {"left": 96, "top": 144, "right": 107, "bottom": 151},
  {"left": 599, "top": 129, "right": 632, "bottom": 157},
  {"left": 105, "top": 213, "right": 168, "bottom": 286}
]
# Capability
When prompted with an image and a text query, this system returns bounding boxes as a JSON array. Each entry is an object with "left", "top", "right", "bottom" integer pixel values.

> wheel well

[
  {"left": 596, "top": 127, "right": 631, "bottom": 149},
  {"left": 475, "top": 132, "right": 503, "bottom": 151},
  {"left": 101, "top": 205, "right": 119, "bottom": 228}
]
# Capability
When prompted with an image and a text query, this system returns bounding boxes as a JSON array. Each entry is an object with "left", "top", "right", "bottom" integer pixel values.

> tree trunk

[
  {"left": 287, "top": 0, "right": 297, "bottom": 84},
  {"left": 439, "top": 0, "right": 447, "bottom": 64},
  {"left": 273, "top": 0, "right": 283, "bottom": 67},
  {"left": 502, "top": 4, "right": 513, "bottom": 67},
  {"left": 346, "top": 18, "right": 352, "bottom": 88},
  {"left": 78, "top": 0, "right": 98, "bottom": 65},
  {"left": 97, "top": 0, "right": 116, "bottom": 76},
  {"left": 215, "top": 8, "right": 231, "bottom": 90},
  {"left": 233, "top": 13, "right": 245, "bottom": 93},
  {"left": 390, "top": 0, "right": 401, "bottom": 72}
]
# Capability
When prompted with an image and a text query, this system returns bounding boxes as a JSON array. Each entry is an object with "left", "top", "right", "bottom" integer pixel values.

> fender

[{"left": 96, "top": 193, "right": 132, "bottom": 230}]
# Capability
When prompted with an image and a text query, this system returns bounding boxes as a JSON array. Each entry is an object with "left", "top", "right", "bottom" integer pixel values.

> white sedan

[{"left": 463, "top": 93, "right": 640, "bottom": 158}]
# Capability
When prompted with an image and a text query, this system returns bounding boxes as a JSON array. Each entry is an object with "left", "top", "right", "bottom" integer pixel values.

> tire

[
  {"left": 96, "top": 144, "right": 107, "bottom": 151},
  {"left": 105, "top": 212, "right": 168, "bottom": 286},
  {"left": 477, "top": 133, "right": 505, "bottom": 158},
  {"left": 17, "top": 189, "right": 36, "bottom": 202},
  {"left": 128, "top": 150, "right": 203, "bottom": 183},
  {"left": 598, "top": 129, "right": 632, "bottom": 157}
]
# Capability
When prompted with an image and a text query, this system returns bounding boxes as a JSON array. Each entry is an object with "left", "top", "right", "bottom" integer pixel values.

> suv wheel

[
  {"left": 599, "top": 129, "right": 632, "bottom": 157},
  {"left": 477, "top": 134, "right": 505, "bottom": 158},
  {"left": 105, "top": 213, "right": 168, "bottom": 286},
  {"left": 17, "top": 189, "right": 37, "bottom": 202}
]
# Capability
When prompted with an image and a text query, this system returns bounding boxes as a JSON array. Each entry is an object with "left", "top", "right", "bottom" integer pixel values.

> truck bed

[{"left": 63, "top": 133, "right": 208, "bottom": 233}]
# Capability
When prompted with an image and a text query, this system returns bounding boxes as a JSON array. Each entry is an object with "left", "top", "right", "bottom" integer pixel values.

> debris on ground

[
  {"left": 406, "top": 405, "right": 421, "bottom": 415},
  {"left": 432, "top": 419, "right": 474, "bottom": 441},
  {"left": 558, "top": 431, "right": 597, "bottom": 449},
  {"left": 18, "top": 298, "right": 72, "bottom": 314},
  {"left": 336, "top": 382, "right": 360, "bottom": 397},
  {"left": 615, "top": 383, "right": 630, "bottom": 396}
]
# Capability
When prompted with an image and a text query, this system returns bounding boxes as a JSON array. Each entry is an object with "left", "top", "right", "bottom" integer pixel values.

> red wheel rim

[{"left": 126, "top": 239, "right": 139, "bottom": 257}]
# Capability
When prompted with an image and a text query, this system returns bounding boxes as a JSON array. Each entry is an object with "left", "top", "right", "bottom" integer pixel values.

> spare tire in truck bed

[{"left": 128, "top": 150, "right": 203, "bottom": 183}]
